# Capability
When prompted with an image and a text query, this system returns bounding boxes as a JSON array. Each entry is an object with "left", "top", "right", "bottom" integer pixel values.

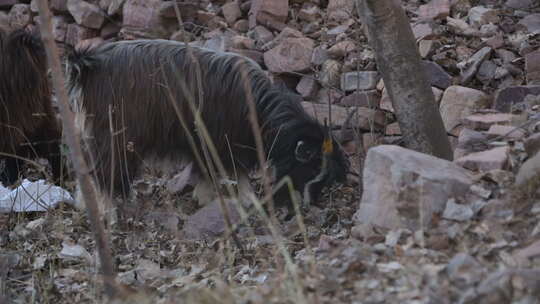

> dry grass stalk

[{"left": 35, "top": 0, "right": 118, "bottom": 298}]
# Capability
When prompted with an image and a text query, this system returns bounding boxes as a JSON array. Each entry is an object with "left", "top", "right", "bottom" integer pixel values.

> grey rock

[
  {"left": 439, "top": 85, "right": 488, "bottom": 133},
  {"left": 233, "top": 19, "right": 249, "bottom": 33},
  {"left": 264, "top": 37, "right": 314, "bottom": 73},
  {"left": 353, "top": 145, "right": 473, "bottom": 230},
  {"left": 100, "top": 22, "right": 121, "bottom": 39},
  {"left": 327, "top": 22, "right": 352, "bottom": 38},
  {"left": 328, "top": 40, "right": 355, "bottom": 59},
  {"left": 385, "top": 122, "right": 401, "bottom": 136},
  {"left": 249, "top": 0, "right": 288, "bottom": 31},
  {"left": 524, "top": 133, "right": 540, "bottom": 158},
  {"left": 506, "top": 0, "right": 535, "bottom": 9},
  {"left": 412, "top": 22, "right": 438, "bottom": 40},
  {"left": 447, "top": 253, "right": 485, "bottom": 284},
  {"left": 229, "top": 48, "right": 264, "bottom": 65},
  {"left": 296, "top": 75, "right": 320, "bottom": 100},
  {"left": 340, "top": 71, "right": 380, "bottom": 92},
  {"left": 380, "top": 87, "right": 394, "bottom": 112},
  {"left": 203, "top": 34, "right": 232, "bottom": 52},
  {"left": 264, "top": 27, "right": 303, "bottom": 51},
  {"left": 76, "top": 37, "right": 104, "bottom": 51},
  {"left": 298, "top": 5, "right": 321, "bottom": 22},
  {"left": 470, "top": 184, "right": 492, "bottom": 200},
  {"left": 314, "top": 87, "right": 342, "bottom": 105},
  {"left": 485, "top": 34, "right": 504, "bottom": 49},
  {"left": 104, "top": 0, "right": 125, "bottom": 16},
  {"left": 327, "top": 0, "right": 355, "bottom": 22},
  {"left": 311, "top": 45, "right": 329, "bottom": 66},
  {"left": 516, "top": 150, "right": 540, "bottom": 189},
  {"left": 459, "top": 47, "right": 492, "bottom": 84},
  {"left": 123, "top": 0, "right": 166, "bottom": 38},
  {"left": 418, "top": 0, "right": 450, "bottom": 20},
  {"left": 250, "top": 25, "right": 274, "bottom": 47},
  {"left": 518, "top": 13, "right": 540, "bottom": 33},
  {"left": 494, "top": 86, "right": 540, "bottom": 113},
  {"left": 51, "top": 0, "right": 69, "bottom": 12},
  {"left": 419, "top": 39, "right": 436, "bottom": 58},
  {"left": 182, "top": 199, "right": 241, "bottom": 240},
  {"left": 476, "top": 60, "right": 497, "bottom": 85},
  {"left": 454, "top": 128, "right": 489, "bottom": 159},
  {"left": 443, "top": 199, "right": 474, "bottom": 221},
  {"left": 302, "top": 102, "right": 386, "bottom": 131},
  {"left": 340, "top": 90, "right": 381, "bottom": 108},
  {"left": 455, "top": 146, "right": 510, "bottom": 172},
  {"left": 240, "top": 1, "right": 251, "bottom": 13},
  {"left": 422, "top": 60, "right": 452, "bottom": 89},
  {"left": 8, "top": 4, "right": 31, "bottom": 30},
  {"left": 462, "top": 112, "right": 520, "bottom": 130},
  {"left": 468, "top": 6, "right": 500, "bottom": 27},
  {"left": 479, "top": 23, "right": 499, "bottom": 37},
  {"left": 166, "top": 163, "right": 194, "bottom": 195},
  {"left": 65, "top": 23, "right": 98, "bottom": 46},
  {"left": 222, "top": 1, "right": 242, "bottom": 25},
  {"left": 485, "top": 125, "right": 526, "bottom": 140},
  {"left": 493, "top": 66, "right": 511, "bottom": 80},
  {"left": 461, "top": 269, "right": 540, "bottom": 304},
  {"left": 525, "top": 49, "right": 540, "bottom": 85},
  {"left": 157, "top": 1, "right": 198, "bottom": 20},
  {"left": 67, "top": 0, "right": 104, "bottom": 30}
]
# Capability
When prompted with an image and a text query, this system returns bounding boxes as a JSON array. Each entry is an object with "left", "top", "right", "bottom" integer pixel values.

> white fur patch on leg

[
  {"left": 192, "top": 178, "right": 217, "bottom": 205},
  {"left": 74, "top": 178, "right": 117, "bottom": 226},
  {"left": 237, "top": 173, "right": 255, "bottom": 205},
  {"left": 67, "top": 79, "right": 93, "bottom": 141}
]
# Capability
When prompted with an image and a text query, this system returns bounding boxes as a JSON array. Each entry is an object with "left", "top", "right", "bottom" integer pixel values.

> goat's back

[{"left": 68, "top": 40, "right": 274, "bottom": 192}]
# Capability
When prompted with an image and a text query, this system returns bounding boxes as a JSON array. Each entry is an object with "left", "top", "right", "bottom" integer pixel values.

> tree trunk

[{"left": 357, "top": 0, "right": 453, "bottom": 160}]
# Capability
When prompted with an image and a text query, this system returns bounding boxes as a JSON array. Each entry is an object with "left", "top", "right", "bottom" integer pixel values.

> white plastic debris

[
  {"left": 0, "top": 179, "right": 73, "bottom": 213},
  {"left": 59, "top": 241, "right": 93, "bottom": 263}
]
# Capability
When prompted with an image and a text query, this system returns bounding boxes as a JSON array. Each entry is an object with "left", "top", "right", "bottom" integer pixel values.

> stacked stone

[{"left": 0, "top": 0, "right": 539, "bottom": 167}]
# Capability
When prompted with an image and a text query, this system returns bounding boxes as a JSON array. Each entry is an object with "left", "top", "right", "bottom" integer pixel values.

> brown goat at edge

[
  {"left": 0, "top": 29, "right": 62, "bottom": 186},
  {"left": 66, "top": 39, "right": 349, "bottom": 206}
]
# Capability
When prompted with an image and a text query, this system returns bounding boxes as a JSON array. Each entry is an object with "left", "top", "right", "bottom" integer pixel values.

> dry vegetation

[{"left": 2, "top": 0, "right": 540, "bottom": 303}]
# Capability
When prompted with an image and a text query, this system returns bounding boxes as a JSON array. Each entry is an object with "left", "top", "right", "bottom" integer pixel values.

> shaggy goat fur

[
  {"left": 0, "top": 29, "right": 62, "bottom": 185},
  {"left": 67, "top": 39, "right": 348, "bottom": 203}
]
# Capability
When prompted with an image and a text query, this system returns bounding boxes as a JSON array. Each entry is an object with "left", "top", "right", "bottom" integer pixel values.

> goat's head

[{"left": 266, "top": 95, "right": 349, "bottom": 207}]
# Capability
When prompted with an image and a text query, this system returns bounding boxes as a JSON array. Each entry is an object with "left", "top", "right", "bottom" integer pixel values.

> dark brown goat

[
  {"left": 67, "top": 39, "right": 348, "bottom": 204},
  {"left": 0, "top": 29, "right": 62, "bottom": 185}
]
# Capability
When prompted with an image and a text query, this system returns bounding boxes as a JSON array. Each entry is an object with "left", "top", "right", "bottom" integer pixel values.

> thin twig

[
  {"left": 171, "top": 3, "right": 245, "bottom": 253},
  {"left": 247, "top": 191, "right": 308, "bottom": 304},
  {"left": 237, "top": 65, "right": 278, "bottom": 222},
  {"left": 36, "top": 1, "right": 117, "bottom": 298}
]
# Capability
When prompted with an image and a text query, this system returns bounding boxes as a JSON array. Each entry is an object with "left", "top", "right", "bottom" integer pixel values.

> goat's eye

[{"left": 295, "top": 140, "right": 317, "bottom": 163}]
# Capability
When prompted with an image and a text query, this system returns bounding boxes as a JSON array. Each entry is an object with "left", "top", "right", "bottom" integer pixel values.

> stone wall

[
  {"left": 0, "top": 0, "right": 323, "bottom": 51},
  {"left": 0, "top": 0, "right": 225, "bottom": 48},
  {"left": 0, "top": 0, "right": 369, "bottom": 122}
]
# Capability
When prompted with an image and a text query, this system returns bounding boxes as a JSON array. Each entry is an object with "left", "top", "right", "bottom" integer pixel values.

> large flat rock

[{"left": 354, "top": 145, "right": 473, "bottom": 230}]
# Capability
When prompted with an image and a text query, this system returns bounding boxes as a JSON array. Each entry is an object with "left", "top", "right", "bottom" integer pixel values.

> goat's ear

[{"left": 295, "top": 140, "right": 317, "bottom": 163}]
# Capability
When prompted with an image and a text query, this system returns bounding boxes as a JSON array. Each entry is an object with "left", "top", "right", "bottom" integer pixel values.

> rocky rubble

[{"left": 2, "top": 0, "right": 540, "bottom": 303}]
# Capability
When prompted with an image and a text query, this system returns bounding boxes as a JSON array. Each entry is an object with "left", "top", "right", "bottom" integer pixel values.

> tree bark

[{"left": 357, "top": 0, "right": 453, "bottom": 160}]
